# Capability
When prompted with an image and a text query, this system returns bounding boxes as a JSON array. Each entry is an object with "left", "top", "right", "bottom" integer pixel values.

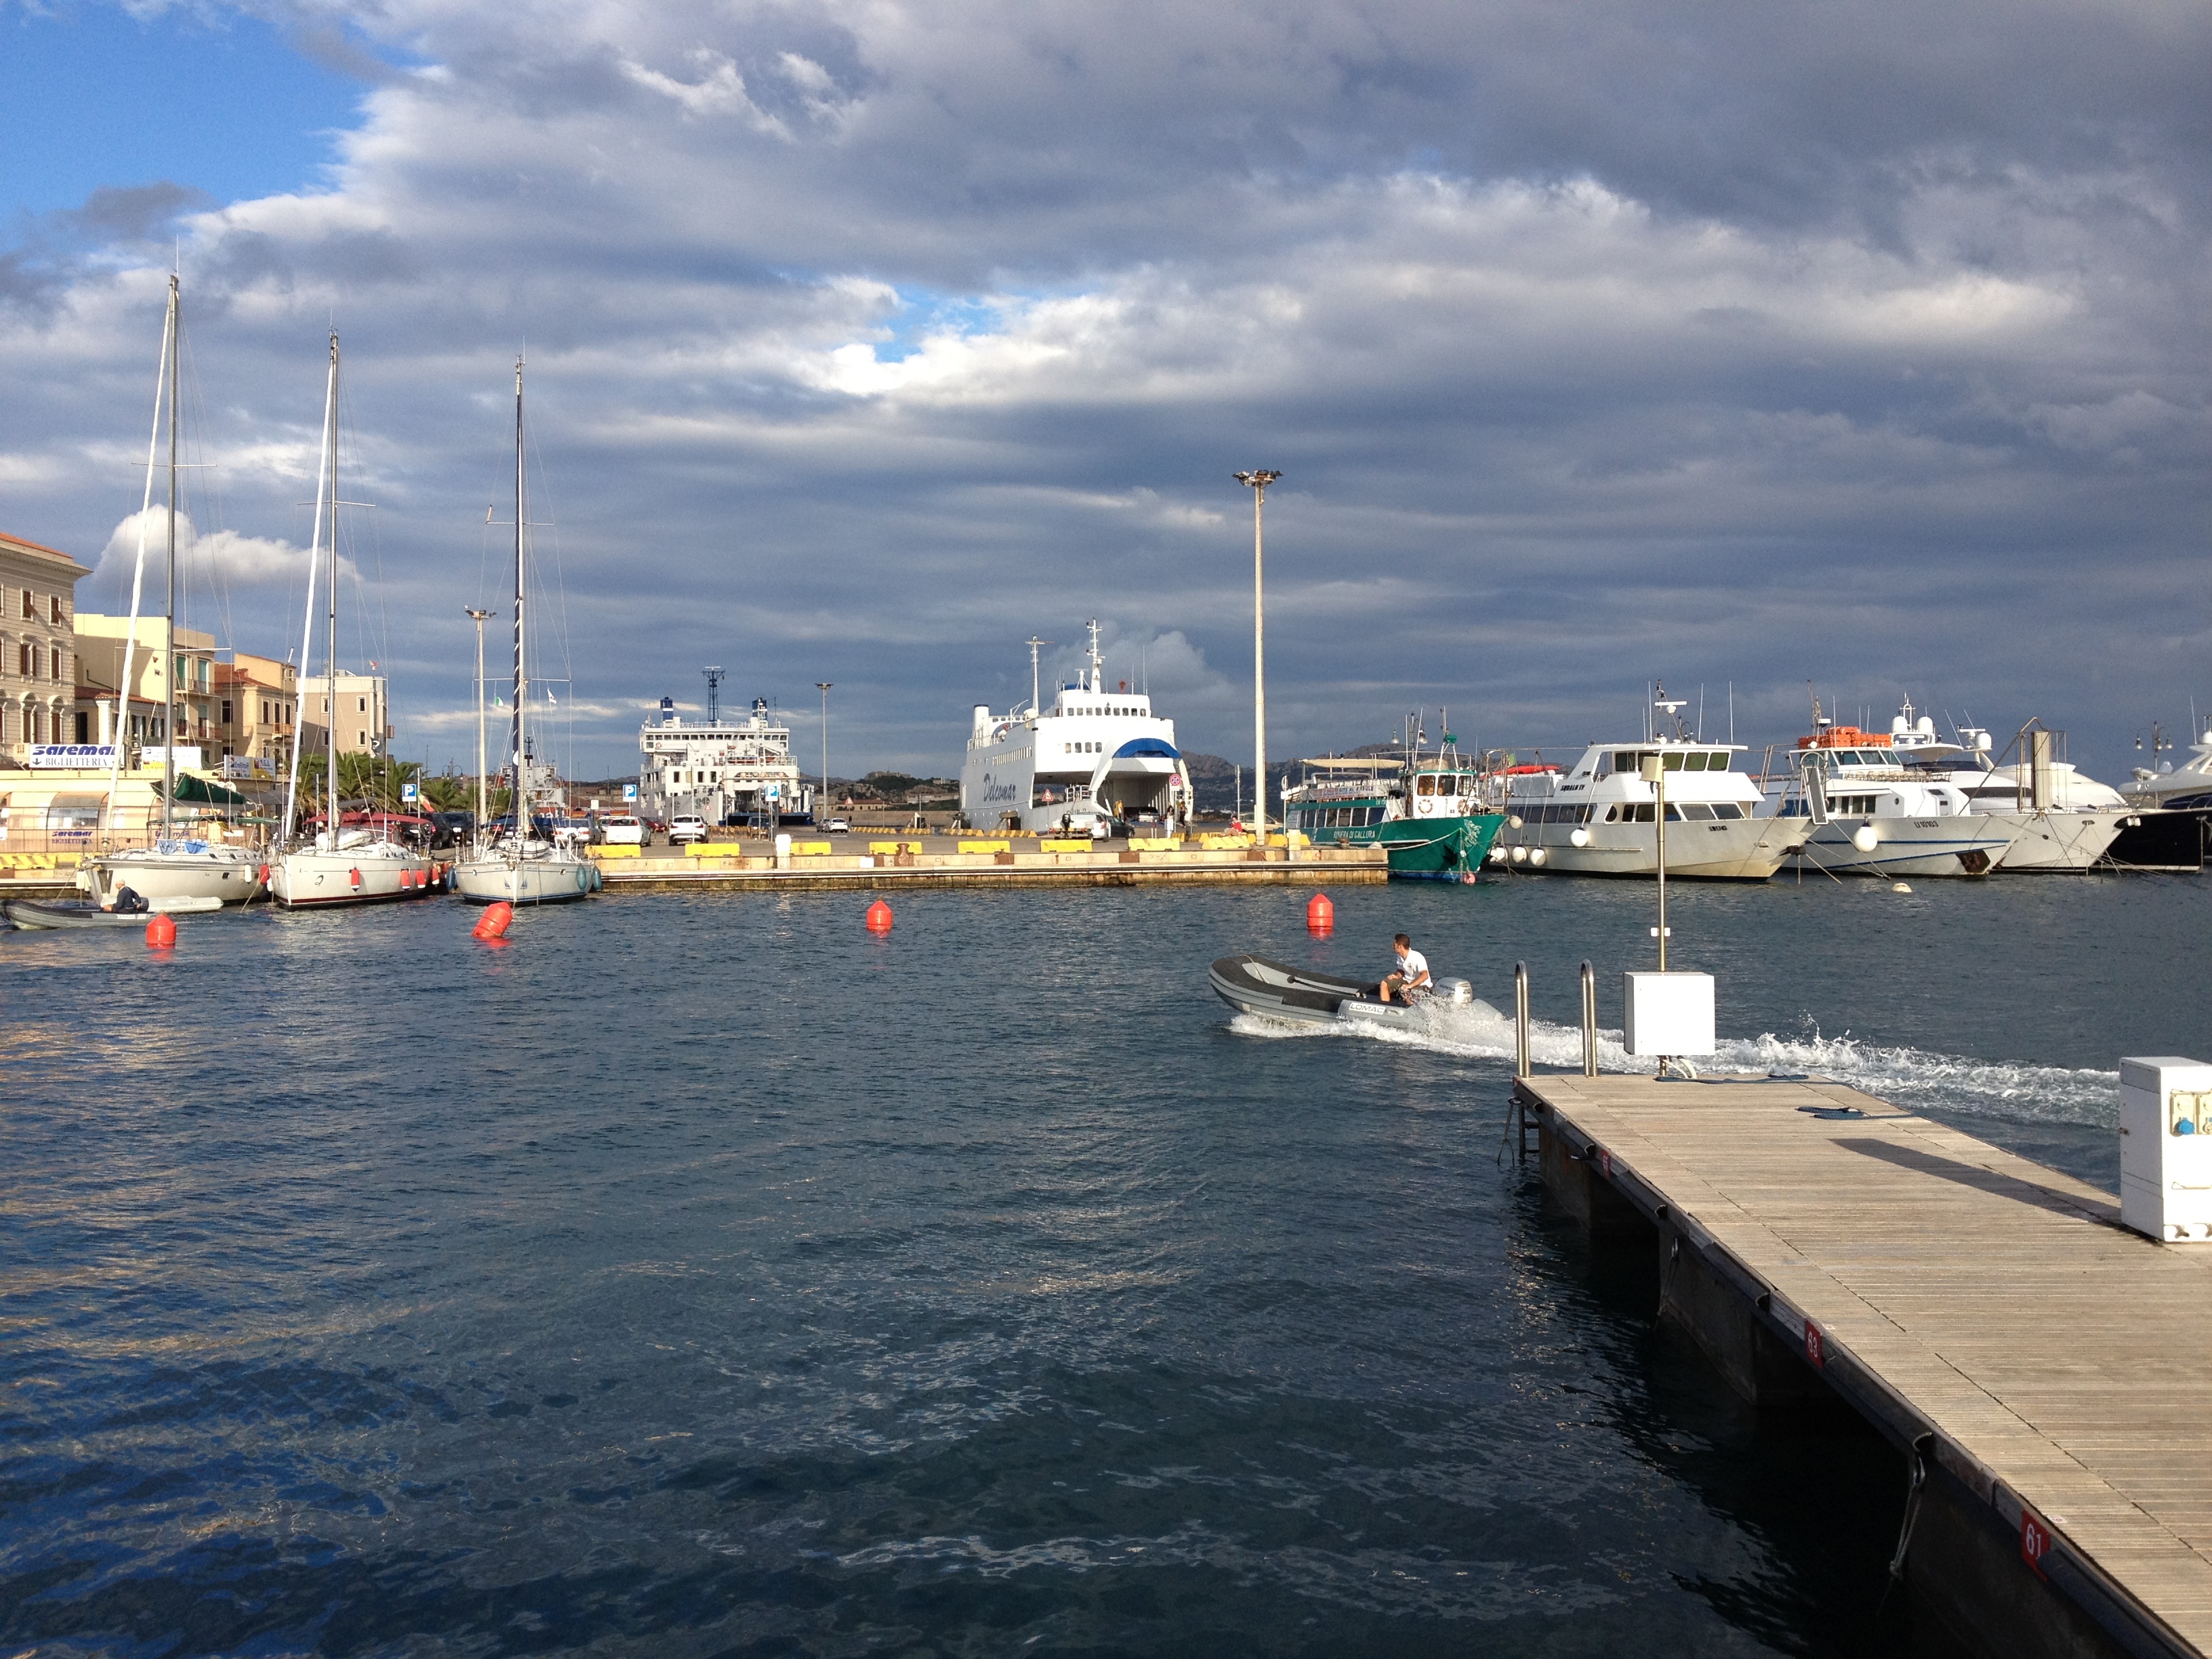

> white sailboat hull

[
  {"left": 81, "top": 846, "right": 266, "bottom": 905},
  {"left": 270, "top": 846, "right": 437, "bottom": 908},
  {"left": 451, "top": 850, "right": 596, "bottom": 904}
]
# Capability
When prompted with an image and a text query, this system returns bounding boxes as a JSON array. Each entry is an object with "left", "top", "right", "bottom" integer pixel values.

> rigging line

[
  {"left": 523, "top": 412, "right": 576, "bottom": 703},
  {"left": 176, "top": 309, "right": 238, "bottom": 656}
]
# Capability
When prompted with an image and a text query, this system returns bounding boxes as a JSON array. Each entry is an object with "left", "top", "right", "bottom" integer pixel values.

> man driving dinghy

[{"left": 1379, "top": 934, "right": 1431, "bottom": 1004}]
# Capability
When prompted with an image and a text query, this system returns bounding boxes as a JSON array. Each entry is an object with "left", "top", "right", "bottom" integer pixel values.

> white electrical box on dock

[
  {"left": 2120, "top": 1057, "right": 2212, "bottom": 1242},
  {"left": 1622, "top": 972, "right": 1716, "bottom": 1057}
]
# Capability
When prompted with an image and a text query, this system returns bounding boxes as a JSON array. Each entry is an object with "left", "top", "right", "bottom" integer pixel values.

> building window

[
  {"left": 28, "top": 707, "right": 41, "bottom": 743},
  {"left": 356, "top": 730, "right": 367, "bottom": 745},
  {"left": 75, "top": 712, "right": 89, "bottom": 743},
  {"left": 49, "top": 596, "right": 62, "bottom": 624},
  {"left": 50, "top": 648, "right": 63, "bottom": 683},
  {"left": 19, "top": 590, "right": 30, "bottom": 620},
  {"left": 222, "top": 699, "right": 233, "bottom": 724},
  {"left": 358, "top": 696, "right": 367, "bottom": 713},
  {"left": 16, "top": 643, "right": 28, "bottom": 677}
]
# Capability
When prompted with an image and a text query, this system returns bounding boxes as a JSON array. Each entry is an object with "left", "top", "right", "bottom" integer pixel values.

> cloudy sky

[{"left": 3, "top": 0, "right": 2209, "bottom": 781}]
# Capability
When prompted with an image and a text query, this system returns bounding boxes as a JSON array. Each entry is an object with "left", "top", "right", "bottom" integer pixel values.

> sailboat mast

[
  {"left": 510, "top": 356, "right": 527, "bottom": 837},
  {"left": 162, "top": 274, "right": 179, "bottom": 840},
  {"left": 325, "top": 335, "right": 340, "bottom": 842},
  {"left": 281, "top": 335, "right": 335, "bottom": 843},
  {"left": 102, "top": 284, "right": 172, "bottom": 852}
]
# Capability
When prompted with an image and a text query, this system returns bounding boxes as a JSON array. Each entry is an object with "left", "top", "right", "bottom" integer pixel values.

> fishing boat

[
  {"left": 268, "top": 333, "right": 436, "bottom": 909},
  {"left": 80, "top": 274, "right": 265, "bottom": 907},
  {"left": 1281, "top": 721, "right": 1507, "bottom": 880},
  {"left": 452, "top": 357, "right": 594, "bottom": 905},
  {"left": 961, "top": 623, "right": 1194, "bottom": 836},
  {"left": 1490, "top": 691, "right": 1812, "bottom": 880},
  {"left": 1209, "top": 954, "right": 1475, "bottom": 1027}
]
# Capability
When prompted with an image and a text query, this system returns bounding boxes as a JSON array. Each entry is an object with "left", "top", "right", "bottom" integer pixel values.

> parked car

[
  {"left": 600, "top": 813, "right": 644, "bottom": 845},
  {"left": 825, "top": 818, "right": 851, "bottom": 834},
  {"left": 669, "top": 815, "right": 710, "bottom": 845}
]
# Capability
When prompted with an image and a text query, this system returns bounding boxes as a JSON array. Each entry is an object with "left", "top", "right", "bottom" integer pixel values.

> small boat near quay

[
  {"left": 2, "top": 895, "right": 220, "bottom": 929},
  {"left": 1209, "top": 954, "right": 1475, "bottom": 1029}
]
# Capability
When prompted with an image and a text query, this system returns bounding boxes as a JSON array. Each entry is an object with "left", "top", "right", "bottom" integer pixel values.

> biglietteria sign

[{"left": 29, "top": 745, "right": 118, "bottom": 769}]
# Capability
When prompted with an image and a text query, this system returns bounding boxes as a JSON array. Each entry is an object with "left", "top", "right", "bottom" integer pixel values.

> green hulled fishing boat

[{"left": 1282, "top": 750, "right": 1506, "bottom": 882}]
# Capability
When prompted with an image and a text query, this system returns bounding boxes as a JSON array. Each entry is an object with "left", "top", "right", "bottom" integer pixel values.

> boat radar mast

[
  {"left": 1084, "top": 619, "right": 1104, "bottom": 693},
  {"left": 702, "top": 665, "right": 725, "bottom": 724},
  {"left": 1025, "top": 637, "right": 1054, "bottom": 715}
]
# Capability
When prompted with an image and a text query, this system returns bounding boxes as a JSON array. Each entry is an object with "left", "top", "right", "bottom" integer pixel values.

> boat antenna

[
  {"left": 1025, "top": 638, "right": 1052, "bottom": 715},
  {"left": 163, "top": 272, "right": 180, "bottom": 842},
  {"left": 1085, "top": 619, "right": 1103, "bottom": 693},
  {"left": 702, "top": 665, "right": 724, "bottom": 724}
]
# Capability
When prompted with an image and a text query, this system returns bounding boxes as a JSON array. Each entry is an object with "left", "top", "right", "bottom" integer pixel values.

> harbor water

[{"left": 3, "top": 874, "right": 2203, "bottom": 1655}]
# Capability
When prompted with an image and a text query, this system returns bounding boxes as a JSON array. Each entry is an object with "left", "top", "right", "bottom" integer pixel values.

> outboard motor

[{"left": 1434, "top": 977, "right": 1474, "bottom": 1006}]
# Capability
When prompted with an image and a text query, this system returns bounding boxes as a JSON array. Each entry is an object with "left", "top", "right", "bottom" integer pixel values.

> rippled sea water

[{"left": 4, "top": 873, "right": 2204, "bottom": 1656}]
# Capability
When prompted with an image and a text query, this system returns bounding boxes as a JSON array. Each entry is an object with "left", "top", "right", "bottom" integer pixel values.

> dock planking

[{"left": 1515, "top": 1071, "right": 2212, "bottom": 1658}]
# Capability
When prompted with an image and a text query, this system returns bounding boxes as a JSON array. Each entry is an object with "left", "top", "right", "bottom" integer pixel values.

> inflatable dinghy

[
  {"left": 0, "top": 895, "right": 221, "bottom": 930},
  {"left": 1210, "top": 954, "right": 1473, "bottom": 1027}
]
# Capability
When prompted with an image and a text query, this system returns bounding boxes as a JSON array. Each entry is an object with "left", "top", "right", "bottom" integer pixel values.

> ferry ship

[
  {"left": 1282, "top": 745, "right": 1507, "bottom": 880},
  {"left": 961, "top": 623, "right": 1193, "bottom": 834},
  {"left": 639, "top": 693, "right": 813, "bottom": 827}
]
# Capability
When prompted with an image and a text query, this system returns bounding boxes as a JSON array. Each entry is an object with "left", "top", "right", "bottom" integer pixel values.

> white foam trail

[{"left": 1229, "top": 1002, "right": 2118, "bottom": 1126}]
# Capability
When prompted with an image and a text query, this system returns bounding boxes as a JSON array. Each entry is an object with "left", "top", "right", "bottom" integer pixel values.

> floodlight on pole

[
  {"left": 1232, "top": 470, "right": 1282, "bottom": 851},
  {"left": 816, "top": 682, "right": 833, "bottom": 826}
]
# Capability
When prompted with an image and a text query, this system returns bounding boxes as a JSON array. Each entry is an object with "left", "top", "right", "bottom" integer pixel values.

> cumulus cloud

[
  {"left": 95, "top": 510, "right": 340, "bottom": 591},
  {"left": 5, "top": 0, "right": 2212, "bottom": 776}
]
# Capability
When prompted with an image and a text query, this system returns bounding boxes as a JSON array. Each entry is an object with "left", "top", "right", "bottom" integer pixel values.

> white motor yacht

[
  {"left": 1776, "top": 717, "right": 2018, "bottom": 878},
  {"left": 1879, "top": 701, "right": 2127, "bottom": 872}
]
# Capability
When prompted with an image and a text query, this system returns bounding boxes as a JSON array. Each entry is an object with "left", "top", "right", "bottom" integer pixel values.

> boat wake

[{"left": 1229, "top": 1001, "right": 2119, "bottom": 1127}]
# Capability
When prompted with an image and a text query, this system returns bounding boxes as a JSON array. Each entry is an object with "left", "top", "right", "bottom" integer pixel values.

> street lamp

[
  {"left": 465, "top": 607, "right": 493, "bottom": 847},
  {"left": 815, "top": 682, "right": 833, "bottom": 828},
  {"left": 1233, "top": 470, "right": 1281, "bottom": 852}
]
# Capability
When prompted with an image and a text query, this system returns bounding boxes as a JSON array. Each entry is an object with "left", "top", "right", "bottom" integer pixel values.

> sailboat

[
  {"left": 451, "top": 357, "right": 596, "bottom": 905},
  {"left": 268, "top": 333, "right": 437, "bottom": 909},
  {"left": 80, "top": 274, "right": 266, "bottom": 907}
]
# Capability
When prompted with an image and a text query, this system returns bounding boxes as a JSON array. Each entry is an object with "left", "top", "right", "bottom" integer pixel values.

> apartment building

[
  {"left": 74, "top": 614, "right": 220, "bottom": 756},
  {"left": 300, "top": 671, "right": 392, "bottom": 757},
  {"left": 215, "top": 651, "right": 305, "bottom": 769},
  {"left": 1, "top": 531, "right": 93, "bottom": 762}
]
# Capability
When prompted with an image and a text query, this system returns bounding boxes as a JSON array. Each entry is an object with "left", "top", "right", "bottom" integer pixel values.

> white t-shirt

[{"left": 1397, "top": 948, "right": 1429, "bottom": 983}]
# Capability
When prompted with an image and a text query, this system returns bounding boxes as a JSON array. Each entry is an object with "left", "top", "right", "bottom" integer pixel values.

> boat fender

[
  {"left": 258, "top": 863, "right": 270, "bottom": 884},
  {"left": 1510, "top": 844, "right": 1528, "bottom": 863},
  {"left": 349, "top": 867, "right": 363, "bottom": 888},
  {"left": 1569, "top": 828, "right": 1591, "bottom": 848},
  {"left": 1528, "top": 846, "right": 1549, "bottom": 867},
  {"left": 1487, "top": 845, "right": 1508, "bottom": 864},
  {"left": 1851, "top": 825, "right": 1881, "bottom": 853}
]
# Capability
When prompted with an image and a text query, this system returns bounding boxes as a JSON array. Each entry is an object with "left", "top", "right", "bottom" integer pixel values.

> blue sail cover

[{"left": 1114, "top": 738, "right": 1181, "bottom": 760}]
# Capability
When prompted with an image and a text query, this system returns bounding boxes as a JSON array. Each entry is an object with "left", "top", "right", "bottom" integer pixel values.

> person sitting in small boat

[
  {"left": 1379, "top": 934, "right": 1431, "bottom": 1003},
  {"left": 110, "top": 883, "right": 149, "bottom": 914}
]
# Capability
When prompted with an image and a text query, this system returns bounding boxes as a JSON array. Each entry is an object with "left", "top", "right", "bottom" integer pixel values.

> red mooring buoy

[
  {"left": 1307, "top": 892, "right": 1334, "bottom": 934},
  {"left": 865, "top": 899, "right": 894, "bottom": 933},
  {"left": 472, "top": 900, "right": 514, "bottom": 941},
  {"left": 144, "top": 912, "right": 178, "bottom": 949}
]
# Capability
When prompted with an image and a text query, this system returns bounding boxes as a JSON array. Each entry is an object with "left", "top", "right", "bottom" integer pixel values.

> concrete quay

[
  {"left": 1515, "top": 1070, "right": 2212, "bottom": 1659},
  {"left": 592, "top": 840, "right": 1387, "bottom": 891}
]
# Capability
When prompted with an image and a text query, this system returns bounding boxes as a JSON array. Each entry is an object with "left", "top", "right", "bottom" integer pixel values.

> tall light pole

[
  {"left": 466, "top": 607, "right": 492, "bottom": 844},
  {"left": 1233, "top": 470, "right": 1281, "bottom": 848},
  {"left": 815, "top": 682, "right": 833, "bottom": 827}
]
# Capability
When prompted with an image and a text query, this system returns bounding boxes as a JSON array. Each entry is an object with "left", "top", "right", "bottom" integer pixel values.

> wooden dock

[{"left": 1516, "top": 1071, "right": 2212, "bottom": 1659}]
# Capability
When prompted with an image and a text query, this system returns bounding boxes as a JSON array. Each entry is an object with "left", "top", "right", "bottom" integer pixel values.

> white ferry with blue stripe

[{"left": 961, "top": 623, "right": 1193, "bottom": 835}]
